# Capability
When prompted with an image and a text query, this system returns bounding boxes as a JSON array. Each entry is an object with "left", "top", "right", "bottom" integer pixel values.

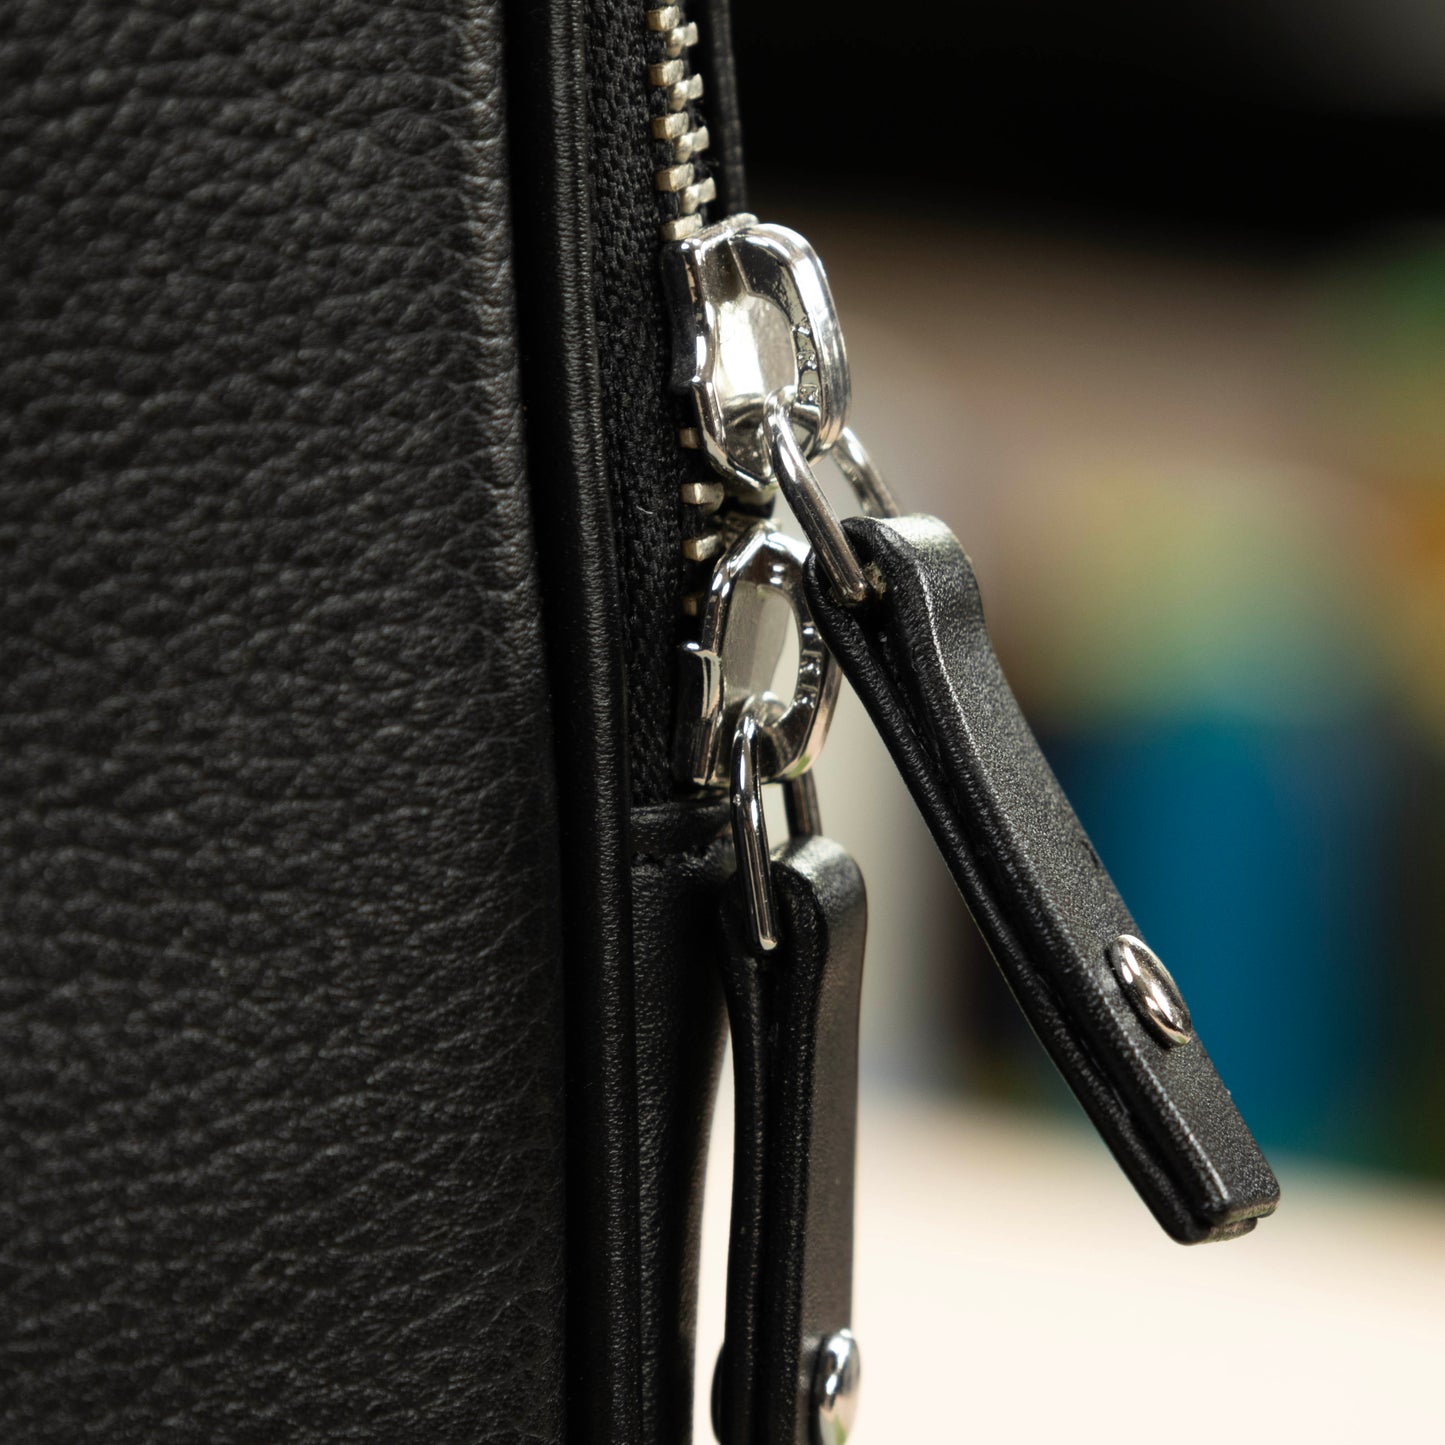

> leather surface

[
  {"left": 502, "top": 0, "right": 644, "bottom": 1437},
  {"left": 630, "top": 819, "right": 732, "bottom": 1445},
  {"left": 714, "top": 896, "right": 768, "bottom": 1445},
  {"left": 715, "top": 837, "right": 865, "bottom": 1445},
  {"left": 1, "top": 2, "right": 568, "bottom": 1439},
  {"left": 807, "top": 516, "right": 1280, "bottom": 1243},
  {"left": 505, "top": 0, "right": 746, "bottom": 1439}
]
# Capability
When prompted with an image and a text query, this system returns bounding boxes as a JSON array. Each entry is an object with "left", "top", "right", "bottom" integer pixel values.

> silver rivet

[
  {"left": 1107, "top": 934, "right": 1192, "bottom": 1047},
  {"left": 813, "top": 1330, "right": 861, "bottom": 1445}
]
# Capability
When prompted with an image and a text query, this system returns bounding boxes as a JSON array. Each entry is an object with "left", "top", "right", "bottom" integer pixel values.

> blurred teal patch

[{"left": 1043, "top": 712, "right": 1398, "bottom": 1167}]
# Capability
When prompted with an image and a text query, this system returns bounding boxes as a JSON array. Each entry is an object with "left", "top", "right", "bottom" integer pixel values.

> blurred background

[{"left": 698, "top": 2, "right": 1445, "bottom": 1438}]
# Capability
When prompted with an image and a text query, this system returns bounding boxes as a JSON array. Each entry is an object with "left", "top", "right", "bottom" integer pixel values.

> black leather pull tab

[
  {"left": 714, "top": 835, "right": 866, "bottom": 1445},
  {"left": 805, "top": 514, "right": 1279, "bottom": 1244}
]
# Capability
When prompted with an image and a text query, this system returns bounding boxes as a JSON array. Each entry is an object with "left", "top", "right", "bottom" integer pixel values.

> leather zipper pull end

[
  {"left": 714, "top": 834, "right": 867, "bottom": 1445},
  {"left": 805, "top": 512, "right": 1279, "bottom": 1244}
]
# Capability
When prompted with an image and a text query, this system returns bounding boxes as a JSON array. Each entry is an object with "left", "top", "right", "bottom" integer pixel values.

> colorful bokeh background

[
  {"left": 734, "top": 0, "right": 1445, "bottom": 1185},
  {"left": 693, "top": 8, "right": 1445, "bottom": 1438}
]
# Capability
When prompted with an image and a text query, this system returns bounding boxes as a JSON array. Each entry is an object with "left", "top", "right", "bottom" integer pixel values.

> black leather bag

[{"left": 0, "top": 4, "right": 1275, "bottom": 1441}]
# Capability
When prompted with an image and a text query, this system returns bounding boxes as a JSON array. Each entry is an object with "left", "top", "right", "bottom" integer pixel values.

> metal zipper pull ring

[
  {"left": 832, "top": 424, "right": 900, "bottom": 520},
  {"left": 729, "top": 699, "right": 823, "bottom": 954},
  {"left": 677, "top": 512, "right": 840, "bottom": 952},
  {"left": 730, "top": 704, "right": 777, "bottom": 953},
  {"left": 765, "top": 388, "right": 899, "bottom": 605}
]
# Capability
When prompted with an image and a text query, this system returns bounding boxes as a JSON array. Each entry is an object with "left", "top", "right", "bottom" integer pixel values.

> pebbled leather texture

[
  {"left": 0, "top": 2, "right": 568, "bottom": 1439},
  {"left": 807, "top": 516, "right": 1280, "bottom": 1244},
  {"left": 715, "top": 837, "right": 866, "bottom": 1445}
]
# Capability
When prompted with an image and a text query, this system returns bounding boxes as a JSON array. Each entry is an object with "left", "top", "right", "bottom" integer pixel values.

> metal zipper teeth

[
  {"left": 645, "top": 5, "right": 734, "bottom": 606},
  {"left": 645, "top": 6, "right": 717, "bottom": 242}
]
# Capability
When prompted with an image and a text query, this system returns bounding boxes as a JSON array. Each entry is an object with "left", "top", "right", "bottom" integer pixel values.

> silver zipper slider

[
  {"left": 676, "top": 522, "right": 839, "bottom": 793},
  {"left": 664, "top": 214, "right": 897, "bottom": 603},
  {"left": 663, "top": 216, "right": 885, "bottom": 817},
  {"left": 664, "top": 214, "right": 1280, "bottom": 1247},
  {"left": 663, "top": 215, "right": 851, "bottom": 497}
]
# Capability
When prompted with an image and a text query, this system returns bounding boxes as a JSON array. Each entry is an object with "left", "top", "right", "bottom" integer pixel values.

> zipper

[
  {"left": 645, "top": 7, "right": 717, "bottom": 241},
  {"left": 634, "top": 6, "right": 738, "bottom": 633},
  {"left": 650, "top": 14, "right": 1277, "bottom": 1443},
  {"left": 643, "top": 4, "right": 862, "bottom": 787},
  {"left": 649, "top": 17, "right": 870, "bottom": 1442}
]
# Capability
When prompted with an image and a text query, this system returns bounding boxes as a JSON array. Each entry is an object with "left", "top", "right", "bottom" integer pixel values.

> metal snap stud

[
  {"left": 1106, "top": 934, "right": 1193, "bottom": 1047},
  {"left": 813, "top": 1330, "right": 861, "bottom": 1445}
]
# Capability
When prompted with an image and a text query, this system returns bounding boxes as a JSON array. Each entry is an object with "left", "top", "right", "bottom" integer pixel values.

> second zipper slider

[{"left": 666, "top": 213, "right": 1279, "bottom": 1244}]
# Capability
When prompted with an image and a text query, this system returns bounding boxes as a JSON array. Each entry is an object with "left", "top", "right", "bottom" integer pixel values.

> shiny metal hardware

[
  {"left": 766, "top": 390, "right": 871, "bottom": 605},
  {"left": 783, "top": 767, "right": 823, "bottom": 838},
  {"left": 1107, "top": 934, "right": 1193, "bottom": 1047},
  {"left": 646, "top": 6, "right": 713, "bottom": 241},
  {"left": 665, "top": 214, "right": 850, "bottom": 495},
  {"left": 813, "top": 1330, "right": 861, "bottom": 1445},
  {"left": 767, "top": 393, "right": 899, "bottom": 605},
  {"left": 730, "top": 706, "right": 778, "bottom": 953},
  {"left": 678, "top": 524, "right": 840, "bottom": 789},
  {"left": 729, "top": 705, "right": 826, "bottom": 956},
  {"left": 663, "top": 210, "right": 899, "bottom": 607},
  {"left": 833, "top": 425, "right": 899, "bottom": 519}
]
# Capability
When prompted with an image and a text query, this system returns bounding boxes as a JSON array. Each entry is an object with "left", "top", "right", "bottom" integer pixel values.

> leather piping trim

[
  {"left": 631, "top": 799, "right": 731, "bottom": 860},
  {"left": 502, "top": 0, "right": 643, "bottom": 1437}
]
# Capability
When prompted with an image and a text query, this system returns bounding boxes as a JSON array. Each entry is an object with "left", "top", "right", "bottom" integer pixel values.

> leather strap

[
  {"left": 631, "top": 831, "right": 731, "bottom": 1445},
  {"left": 715, "top": 835, "right": 866, "bottom": 1445},
  {"left": 806, "top": 515, "right": 1279, "bottom": 1243}
]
